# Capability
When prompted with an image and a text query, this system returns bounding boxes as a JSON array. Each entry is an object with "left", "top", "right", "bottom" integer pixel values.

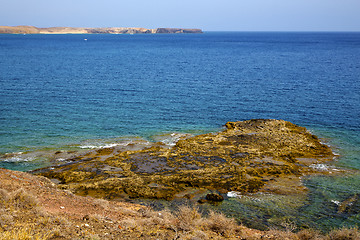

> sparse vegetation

[
  {"left": 0, "top": 188, "right": 52, "bottom": 239},
  {"left": 203, "top": 210, "right": 238, "bottom": 237},
  {"left": 0, "top": 186, "right": 359, "bottom": 239},
  {"left": 175, "top": 205, "right": 202, "bottom": 231},
  {"left": 11, "top": 188, "right": 39, "bottom": 211},
  {"left": 327, "top": 227, "right": 360, "bottom": 240},
  {"left": 297, "top": 229, "right": 322, "bottom": 240}
]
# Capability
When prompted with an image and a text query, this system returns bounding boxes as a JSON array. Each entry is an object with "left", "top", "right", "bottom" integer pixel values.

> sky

[{"left": 1, "top": 0, "right": 360, "bottom": 31}]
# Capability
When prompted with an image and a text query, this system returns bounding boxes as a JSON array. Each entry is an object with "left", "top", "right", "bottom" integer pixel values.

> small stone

[
  {"left": 60, "top": 206, "right": 65, "bottom": 209},
  {"left": 206, "top": 193, "right": 224, "bottom": 202},
  {"left": 184, "top": 193, "right": 194, "bottom": 199},
  {"left": 197, "top": 199, "right": 207, "bottom": 204}
]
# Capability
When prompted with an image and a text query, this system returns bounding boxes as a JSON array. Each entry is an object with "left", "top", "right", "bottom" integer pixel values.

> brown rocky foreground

[
  {"left": 0, "top": 26, "right": 203, "bottom": 34},
  {"left": 1, "top": 168, "right": 359, "bottom": 239},
  {"left": 33, "top": 119, "right": 335, "bottom": 202}
]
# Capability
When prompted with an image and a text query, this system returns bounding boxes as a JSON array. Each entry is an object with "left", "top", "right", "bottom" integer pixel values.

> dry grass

[
  {"left": 10, "top": 188, "right": 40, "bottom": 211},
  {"left": 0, "top": 226, "right": 51, "bottom": 240},
  {"left": 130, "top": 206, "right": 241, "bottom": 238},
  {"left": 121, "top": 206, "right": 360, "bottom": 240},
  {"left": 326, "top": 227, "right": 360, "bottom": 240},
  {"left": 119, "top": 218, "right": 138, "bottom": 231},
  {"left": 175, "top": 205, "right": 203, "bottom": 232},
  {"left": 0, "top": 188, "right": 71, "bottom": 240},
  {"left": 181, "top": 230, "right": 208, "bottom": 240},
  {"left": 1, "top": 186, "right": 359, "bottom": 240},
  {"left": 254, "top": 227, "right": 360, "bottom": 240},
  {"left": 297, "top": 229, "right": 322, "bottom": 240},
  {"left": 0, "top": 189, "right": 10, "bottom": 202},
  {"left": 202, "top": 210, "right": 238, "bottom": 237}
]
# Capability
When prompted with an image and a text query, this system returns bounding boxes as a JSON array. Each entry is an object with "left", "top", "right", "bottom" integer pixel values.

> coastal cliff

[{"left": 0, "top": 26, "right": 203, "bottom": 34}]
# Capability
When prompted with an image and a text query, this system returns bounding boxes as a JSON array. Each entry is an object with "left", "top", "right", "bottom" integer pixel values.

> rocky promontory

[
  {"left": 33, "top": 119, "right": 335, "bottom": 201},
  {"left": 0, "top": 26, "right": 203, "bottom": 34}
]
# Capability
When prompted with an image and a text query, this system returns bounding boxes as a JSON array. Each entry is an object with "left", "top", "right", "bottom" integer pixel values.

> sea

[{"left": 0, "top": 32, "right": 359, "bottom": 231}]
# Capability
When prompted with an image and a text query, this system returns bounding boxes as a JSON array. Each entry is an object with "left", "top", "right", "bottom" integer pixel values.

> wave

[
  {"left": 78, "top": 143, "right": 125, "bottom": 149},
  {"left": 77, "top": 132, "right": 193, "bottom": 150},
  {"left": 2, "top": 156, "right": 34, "bottom": 163},
  {"left": 150, "top": 132, "right": 193, "bottom": 147},
  {"left": 76, "top": 137, "right": 153, "bottom": 150},
  {"left": 0, "top": 133, "right": 191, "bottom": 167}
]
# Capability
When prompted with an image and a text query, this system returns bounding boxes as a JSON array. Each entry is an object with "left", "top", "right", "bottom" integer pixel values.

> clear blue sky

[{"left": 1, "top": 0, "right": 360, "bottom": 31}]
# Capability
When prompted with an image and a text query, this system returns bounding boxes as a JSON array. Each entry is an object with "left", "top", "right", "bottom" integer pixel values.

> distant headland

[{"left": 0, "top": 26, "right": 203, "bottom": 34}]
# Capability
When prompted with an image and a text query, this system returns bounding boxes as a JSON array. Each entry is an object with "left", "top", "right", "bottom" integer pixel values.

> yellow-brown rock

[{"left": 33, "top": 119, "right": 334, "bottom": 201}]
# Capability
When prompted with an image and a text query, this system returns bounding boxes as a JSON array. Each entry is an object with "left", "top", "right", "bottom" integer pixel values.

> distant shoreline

[{"left": 0, "top": 26, "right": 203, "bottom": 34}]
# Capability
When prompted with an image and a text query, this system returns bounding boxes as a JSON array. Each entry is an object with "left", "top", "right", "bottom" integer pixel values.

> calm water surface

[{"left": 0, "top": 32, "right": 359, "bottom": 231}]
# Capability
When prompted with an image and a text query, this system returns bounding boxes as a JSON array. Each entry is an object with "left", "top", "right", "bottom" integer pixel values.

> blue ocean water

[{"left": 0, "top": 32, "right": 359, "bottom": 230}]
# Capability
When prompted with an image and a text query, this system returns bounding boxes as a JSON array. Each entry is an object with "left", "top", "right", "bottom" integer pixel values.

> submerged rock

[
  {"left": 338, "top": 194, "right": 360, "bottom": 214},
  {"left": 32, "top": 119, "right": 334, "bottom": 201}
]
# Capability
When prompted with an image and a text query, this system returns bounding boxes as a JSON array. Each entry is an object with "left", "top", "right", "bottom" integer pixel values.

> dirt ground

[{"left": 0, "top": 168, "right": 264, "bottom": 239}]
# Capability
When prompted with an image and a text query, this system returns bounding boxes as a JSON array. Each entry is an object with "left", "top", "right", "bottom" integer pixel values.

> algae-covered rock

[
  {"left": 338, "top": 194, "right": 360, "bottom": 214},
  {"left": 33, "top": 119, "right": 334, "bottom": 201}
]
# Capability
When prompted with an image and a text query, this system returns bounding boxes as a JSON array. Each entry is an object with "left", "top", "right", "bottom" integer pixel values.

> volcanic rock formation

[{"left": 32, "top": 119, "right": 335, "bottom": 202}]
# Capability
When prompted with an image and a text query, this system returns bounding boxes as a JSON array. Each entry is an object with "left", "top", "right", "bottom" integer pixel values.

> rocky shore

[
  {"left": 32, "top": 119, "right": 335, "bottom": 202},
  {"left": 2, "top": 168, "right": 359, "bottom": 239},
  {"left": 2, "top": 119, "right": 359, "bottom": 239},
  {"left": 0, "top": 26, "right": 203, "bottom": 34}
]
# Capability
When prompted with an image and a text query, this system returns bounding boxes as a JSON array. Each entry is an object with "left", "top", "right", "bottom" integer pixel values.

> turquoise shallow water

[{"left": 0, "top": 32, "right": 359, "bottom": 231}]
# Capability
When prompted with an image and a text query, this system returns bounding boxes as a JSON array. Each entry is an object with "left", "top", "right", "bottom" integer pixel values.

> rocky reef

[
  {"left": 33, "top": 119, "right": 335, "bottom": 201},
  {"left": 0, "top": 26, "right": 203, "bottom": 34}
]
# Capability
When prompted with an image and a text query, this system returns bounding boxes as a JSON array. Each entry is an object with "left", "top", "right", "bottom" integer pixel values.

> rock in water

[
  {"left": 206, "top": 193, "right": 224, "bottom": 202},
  {"left": 32, "top": 119, "right": 334, "bottom": 201},
  {"left": 338, "top": 194, "right": 360, "bottom": 214}
]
